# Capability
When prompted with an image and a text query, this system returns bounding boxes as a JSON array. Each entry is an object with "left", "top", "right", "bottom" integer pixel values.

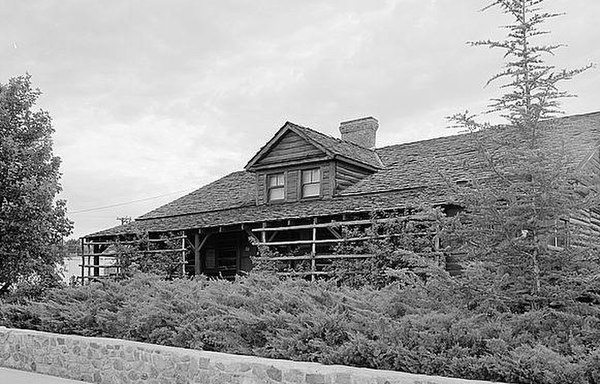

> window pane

[
  {"left": 269, "top": 186, "right": 284, "bottom": 201},
  {"left": 302, "top": 169, "right": 320, "bottom": 183},
  {"left": 302, "top": 183, "right": 320, "bottom": 197},
  {"left": 268, "top": 173, "right": 284, "bottom": 187}
]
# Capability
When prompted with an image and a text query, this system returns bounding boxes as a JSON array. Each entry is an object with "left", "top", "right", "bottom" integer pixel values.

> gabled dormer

[{"left": 245, "top": 118, "right": 383, "bottom": 205}]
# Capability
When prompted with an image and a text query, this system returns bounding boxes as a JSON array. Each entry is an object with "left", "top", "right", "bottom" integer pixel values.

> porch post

[
  {"left": 194, "top": 232, "right": 201, "bottom": 276},
  {"left": 80, "top": 238, "right": 85, "bottom": 285},
  {"left": 311, "top": 218, "right": 317, "bottom": 281}
]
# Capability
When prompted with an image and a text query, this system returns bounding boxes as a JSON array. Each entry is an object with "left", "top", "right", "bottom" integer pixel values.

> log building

[{"left": 82, "top": 112, "right": 600, "bottom": 281}]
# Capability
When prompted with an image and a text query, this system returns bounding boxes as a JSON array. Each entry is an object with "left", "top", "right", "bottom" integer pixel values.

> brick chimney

[{"left": 339, "top": 117, "right": 378, "bottom": 149}]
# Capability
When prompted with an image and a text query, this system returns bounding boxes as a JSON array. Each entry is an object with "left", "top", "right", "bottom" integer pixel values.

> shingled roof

[
  {"left": 138, "top": 171, "right": 256, "bottom": 220},
  {"left": 86, "top": 112, "right": 600, "bottom": 238},
  {"left": 291, "top": 123, "right": 384, "bottom": 169}
]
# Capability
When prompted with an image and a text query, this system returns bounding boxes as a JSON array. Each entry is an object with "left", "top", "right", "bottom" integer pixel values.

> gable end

[{"left": 246, "top": 126, "right": 330, "bottom": 171}]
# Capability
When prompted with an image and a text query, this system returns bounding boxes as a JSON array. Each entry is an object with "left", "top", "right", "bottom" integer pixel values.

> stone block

[
  {"left": 198, "top": 357, "right": 211, "bottom": 370},
  {"left": 193, "top": 370, "right": 211, "bottom": 383},
  {"left": 176, "top": 361, "right": 191, "bottom": 374},
  {"left": 128, "top": 370, "right": 140, "bottom": 381},
  {"left": 306, "top": 373, "right": 326, "bottom": 384},
  {"left": 152, "top": 353, "right": 169, "bottom": 370},
  {"left": 266, "top": 366, "right": 282, "bottom": 382},
  {"left": 283, "top": 369, "right": 304, "bottom": 383},
  {"left": 180, "top": 354, "right": 191, "bottom": 362},
  {"left": 333, "top": 372, "right": 352, "bottom": 384},
  {"left": 113, "top": 359, "right": 124, "bottom": 371}
]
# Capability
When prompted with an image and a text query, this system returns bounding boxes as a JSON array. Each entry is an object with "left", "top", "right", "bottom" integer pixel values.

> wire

[{"left": 68, "top": 187, "right": 196, "bottom": 214}]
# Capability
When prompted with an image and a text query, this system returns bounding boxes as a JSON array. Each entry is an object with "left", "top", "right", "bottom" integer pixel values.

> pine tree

[{"left": 449, "top": 0, "right": 596, "bottom": 311}]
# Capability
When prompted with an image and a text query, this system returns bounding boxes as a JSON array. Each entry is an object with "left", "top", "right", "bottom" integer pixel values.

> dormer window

[
  {"left": 301, "top": 168, "right": 321, "bottom": 198},
  {"left": 267, "top": 173, "right": 285, "bottom": 202}
]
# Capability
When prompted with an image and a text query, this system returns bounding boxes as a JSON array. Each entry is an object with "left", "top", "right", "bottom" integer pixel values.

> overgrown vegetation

[
  {"left": 111, "top": 231, "right": 188, "bottom": 280},
  {"left": 325, "top": 207, "right": 451, "bottom": 289},
  {"left": 1, "top": 272, "right": 599, "bottom": 383}
]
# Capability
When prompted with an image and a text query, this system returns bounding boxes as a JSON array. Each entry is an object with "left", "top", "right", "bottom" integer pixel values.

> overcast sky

[{"left": 2, "top": 0, "right": 600, "bottom": 238}]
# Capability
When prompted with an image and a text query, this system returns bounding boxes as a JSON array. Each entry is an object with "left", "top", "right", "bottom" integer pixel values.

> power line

[{"left": 68, "top": 187, "right": 196, "bottom": 214}]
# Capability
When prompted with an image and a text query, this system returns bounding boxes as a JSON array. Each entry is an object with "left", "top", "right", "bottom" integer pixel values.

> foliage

[
  {"left": 251, "top": 245, "right": 313, "bottom": 275},
  {"left": 326, "top": 207, "right": 452, "bottom": 290},
  {"left": 112, "top": 231, "right": 188, "bottom": 280},
  {"left": 448, "top": 0, "right": 597, "bottom": 311},
  {"left": 1, "top": 272, "right": 600, "bottom": 383},
  {"left": 0, "top": 74, "right": 72, "bottom": 293}
]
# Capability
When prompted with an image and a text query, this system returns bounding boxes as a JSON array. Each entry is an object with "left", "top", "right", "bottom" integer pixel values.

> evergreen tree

[
  {"left": 0, "top": 74, "right": 72, "bottom": 293},
  {"left": 448, "top": 0, "right": 597, "bottom": 311}
]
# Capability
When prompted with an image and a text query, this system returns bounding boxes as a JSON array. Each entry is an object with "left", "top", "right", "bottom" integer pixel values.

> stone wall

[{"left": 0, "top": 327, "right": 500, "bottom": 384}]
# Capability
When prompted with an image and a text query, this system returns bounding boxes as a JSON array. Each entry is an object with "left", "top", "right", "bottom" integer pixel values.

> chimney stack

[{"left": 339, "top": 117, "right": 378, "bottom": 149}]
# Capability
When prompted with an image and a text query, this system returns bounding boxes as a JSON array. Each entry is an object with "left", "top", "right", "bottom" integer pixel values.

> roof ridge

[
  {"left": 376, "top": 131, "right": 468, "bottom": 152},
  {"left": 293, "top": 123, "right": 384, "bottom": 167},
  {"left": 296, "top": 123, "right": 373, "bottom": 150},
  {"left": 375, "top": 110, "right": 600, "bottom": 152},
  {"left": 548, "top": 110, "right": 600, "bottom": 120}
]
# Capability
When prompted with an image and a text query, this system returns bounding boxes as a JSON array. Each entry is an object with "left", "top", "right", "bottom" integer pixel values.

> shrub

[{"left": 1, "top": 272, "right": 599, "bottom": 383}]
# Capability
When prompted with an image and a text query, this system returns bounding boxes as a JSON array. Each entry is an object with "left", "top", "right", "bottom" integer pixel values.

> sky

[{"left": 2, "top": 0, "right": 600, "bottom": 238}]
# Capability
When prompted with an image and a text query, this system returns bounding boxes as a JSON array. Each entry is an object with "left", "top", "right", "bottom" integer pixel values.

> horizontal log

[
  {"left": 337, "top": 168, "right": 368, "bottom": 181},
  {"left": 80, "top": 265, "right": 121, "bottom": 269},
  {"left": 83, "top": 236, "right": 187, "bottom": 246},
  {"left": 277, "top": 271, "right": 330, "bottom": 277},
  {"left": 81, "top": 248, "right": 186, "bottom": 257},
  {"left": 254, "top": 254, "right": 376, "bottom": 262},
  {"left": 257, "top": 232, "right": 435, "bottom": 247},
  {"left": 253, "top": 218, "right": 408, "bottom": 232},
  {"left": 258, "top": 237, "right": 365, "bottom": 246},
  {"left": 260, "top": 151, "right": 323, "bottom": 164}
]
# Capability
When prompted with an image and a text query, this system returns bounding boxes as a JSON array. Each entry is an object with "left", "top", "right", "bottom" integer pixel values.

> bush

[{"left": 1, "top": 272, "right": 599, "bottom": 383}]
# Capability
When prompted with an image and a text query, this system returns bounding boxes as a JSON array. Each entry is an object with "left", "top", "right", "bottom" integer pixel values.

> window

[
  {"left": 267, "top": 173, "right": 285, "bottom": 202},
  {"left": 301, "top": 168, "right": 321, "bottom": 198},
  {"left": 549, "top": 218, "right": 569, "bottom": 249}
]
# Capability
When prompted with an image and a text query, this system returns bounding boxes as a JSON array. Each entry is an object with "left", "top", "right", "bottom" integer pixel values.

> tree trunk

[{"left": 532, "top": 248, "right": 541, "bottom": 296}]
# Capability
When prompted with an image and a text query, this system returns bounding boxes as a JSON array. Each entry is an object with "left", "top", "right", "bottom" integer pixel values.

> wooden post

[
  {"left": 261, "top": 222, "right": 267, "bottom": 244},
  {"left": 434, "top": 223, "right": 441, "bottom": 266},
  {"left": 80, "top": 238, "right": 85, "bottom": 285},
  {"left": 88, "top": 245, "right": 92, "bottom": 280},
  {"left": 93, "top": 245, "right": 100, "bottom": 277},
  {"left": 194, "top": 233, "right": 211, "bottom": 277},
  {"left": 181, "top": 232, "right": 186, "bottom": 276},
  {"left": 311, "top": 218, "right": 317, "bottom": 281},
  {"left": 194, "top": 232, "right": 201, "bottom": 276}
]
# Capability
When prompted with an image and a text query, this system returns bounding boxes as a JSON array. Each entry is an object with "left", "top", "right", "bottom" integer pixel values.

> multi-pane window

[
  {"left": 301, "top": 168, "right": 321, "bottom": 198},
  {"left": 267, "top": 173, "right": 285, "bottom": 202}
]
